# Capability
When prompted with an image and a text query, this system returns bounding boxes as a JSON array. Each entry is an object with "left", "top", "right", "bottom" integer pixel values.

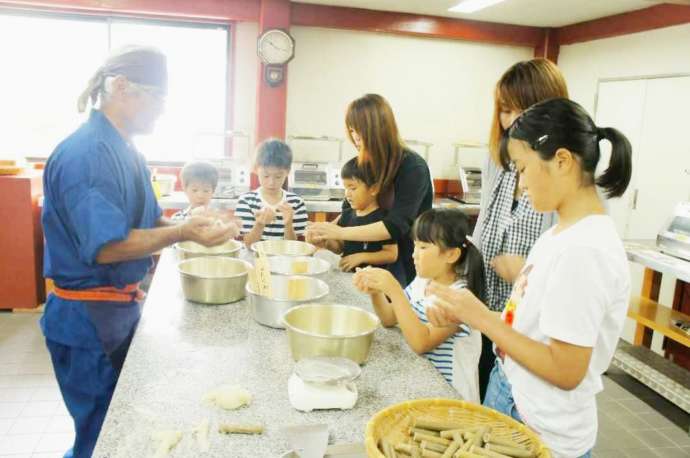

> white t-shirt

[{"left": 501, "top": 215, "right": 630, "bottom": 457}]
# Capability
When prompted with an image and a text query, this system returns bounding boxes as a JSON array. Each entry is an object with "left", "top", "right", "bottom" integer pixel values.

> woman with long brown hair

[
  {"left": 474, "top": 59, "right": 568, "bottom": 400},
  {"left": 308, "top": 94, "right": 433, "bottom": 285}
]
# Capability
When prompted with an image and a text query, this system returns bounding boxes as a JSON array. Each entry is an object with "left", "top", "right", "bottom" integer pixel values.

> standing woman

[
  {"left": 475, "top": 59, "right": 568, "bottom": 399},
  {"left": 308, "top": 94, "right": 433, "bottom": 285},
  {"left": 428, "top": 98, "right": 632, "bottom": 458}
]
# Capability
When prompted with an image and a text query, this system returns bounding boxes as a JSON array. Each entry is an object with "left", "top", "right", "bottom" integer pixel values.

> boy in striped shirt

[{"left": 236, "top": 139, "right": 308, "bottom": 245}]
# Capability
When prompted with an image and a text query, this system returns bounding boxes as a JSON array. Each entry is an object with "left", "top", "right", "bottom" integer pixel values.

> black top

[
  {"left": 342, "top": 149, "right": 433, "bottom": 285},
  {"left": 338, "top": 207, "right": 395, "bottom": 257}
]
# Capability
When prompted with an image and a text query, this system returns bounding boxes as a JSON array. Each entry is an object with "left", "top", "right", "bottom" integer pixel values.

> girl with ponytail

[
  {"left": 353, "top": 208, "right": 484, "bottom": 401},
  {"left": 427, "top": 98, "right": 633, "bottom": 458}
]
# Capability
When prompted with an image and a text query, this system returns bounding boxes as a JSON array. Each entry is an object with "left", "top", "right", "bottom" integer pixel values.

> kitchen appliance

[
  {"left": 287, "top": 135, "right": 346, "bottom": 201},
  {"left": 178, "top": 257, "right": 252, "bottom": 304},
  {"left": 287, "top": 357, "right": 360, "bottom": 412},
  {"left": 657, "top": 201, "right": 690, "bottom": 261},
  {"left": 282, "top": 304, "right": 380, "bottom": 364},
  {"left": 194, "top": 131, "right": 252, "bottom": 199},
  {"left": 449, "top": 142, "right": 486, "bottom": 204},
  {"left": 246, "top": 275, "right": 329, "bottom": 328},
  {"left": 458, "top": 166, "right": 482, "bottom": 205}
]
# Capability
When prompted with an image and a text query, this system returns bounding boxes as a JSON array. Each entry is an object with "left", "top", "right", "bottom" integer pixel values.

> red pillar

[
  {"left": 255, "top": 0, "right": 290, "bottom": 142},
  {"left": 252, "top": 0, "right": 291, "bottom": 189}
]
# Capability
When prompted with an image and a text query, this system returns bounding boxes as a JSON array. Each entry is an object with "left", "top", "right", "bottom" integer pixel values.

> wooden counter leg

[
  {"left": 635, "top": 268, "right": 662, "bottom": 348},
  {"left": 633, "top": 323, "right": 653, "bottom": 347},
  {"left": 641, "top": 268, "right": 662, "bottom": 301}
]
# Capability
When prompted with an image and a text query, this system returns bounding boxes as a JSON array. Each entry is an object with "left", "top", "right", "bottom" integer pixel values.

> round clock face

[{"left": 258, "top": 29, "right": 295, "bottom": 65}]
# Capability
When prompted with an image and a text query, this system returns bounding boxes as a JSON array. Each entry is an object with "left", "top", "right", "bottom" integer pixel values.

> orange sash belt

[{"left": 53, "top": 283, "right": 145, "bottom": 303}]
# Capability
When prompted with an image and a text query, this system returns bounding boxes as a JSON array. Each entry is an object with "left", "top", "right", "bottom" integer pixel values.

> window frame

[{"left": 0, "top": 8, "right": 234, "bottom": 165}]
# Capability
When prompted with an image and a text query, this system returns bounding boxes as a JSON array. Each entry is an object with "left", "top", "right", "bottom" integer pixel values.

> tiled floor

[
  {"left": 0, "top": 311, "right": 73, "bottom": 458},
  {"left": 1, "top": 311, "right": 689, "bottom": 457}
]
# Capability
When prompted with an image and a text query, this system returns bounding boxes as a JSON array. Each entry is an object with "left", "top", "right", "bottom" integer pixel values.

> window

[
  {"left": 0, "top": 14, "right": 108, "bottom": 159},
  {"left": 0, "top": 12, "right": 229, "bottom": 163},
  {"left": 110, "top": 20, "right": 228, "bottom": 162}
]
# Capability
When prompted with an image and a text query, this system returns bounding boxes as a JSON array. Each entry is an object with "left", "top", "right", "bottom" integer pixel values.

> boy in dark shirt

[{"left": 307, "top": 157, "right": 398, "bottom": 274}]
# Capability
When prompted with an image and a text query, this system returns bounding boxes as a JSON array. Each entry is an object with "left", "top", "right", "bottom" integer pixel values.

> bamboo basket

[{"left": 365, "top": 398, "right": 551, "bottom": 458}]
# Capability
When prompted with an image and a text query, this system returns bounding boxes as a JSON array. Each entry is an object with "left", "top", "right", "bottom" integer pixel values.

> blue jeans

[{"left": 483, "top": 361, "right": 592, "bottom": 458}]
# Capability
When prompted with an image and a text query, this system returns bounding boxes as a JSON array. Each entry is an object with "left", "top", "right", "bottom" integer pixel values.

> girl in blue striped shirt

[{"left": 353, "top": 209, "right": 485, "bottom": 398}]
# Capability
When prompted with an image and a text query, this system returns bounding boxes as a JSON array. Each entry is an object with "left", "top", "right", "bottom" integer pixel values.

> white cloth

[
  {"left": 405, "top": 277, "right": 478, "bottom": 401},
  {"left": 502, "top": 215, "right": 630, "bottom": 457},
  {"left": 452, "top": 328, "right": 481, "bottom": 403}
]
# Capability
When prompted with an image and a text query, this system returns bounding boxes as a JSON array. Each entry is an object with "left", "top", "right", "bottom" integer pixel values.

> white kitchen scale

[{"left": 288, "top": 357, "right": 360, "bottom": 412}]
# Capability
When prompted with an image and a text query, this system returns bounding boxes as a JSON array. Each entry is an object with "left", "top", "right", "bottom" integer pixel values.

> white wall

[
  {"left": 559, "top": 24, "right": 690, "bottom": 353},
  {"left": 284, "top": 26, "right": 532, "bottom": 177},
  {"left": 559, "top": 23, "right": 690, "bottom": 114},
  {"left": 232, "top": 21, "right": 259, "bottom": 154}
]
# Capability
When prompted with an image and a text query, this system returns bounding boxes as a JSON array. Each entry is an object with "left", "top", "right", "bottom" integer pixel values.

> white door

[
  {"left": 594, "top": 79, "right": 647, "bottom": 238},
  {"left": 626, "top": 76, "right": 690, "bottom": 239}
]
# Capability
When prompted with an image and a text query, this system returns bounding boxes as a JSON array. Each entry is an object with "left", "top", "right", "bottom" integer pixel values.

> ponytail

[
  {"left": 595, "top": 127, "right": 632, "bottom": 198},
  {"left": 505, "top": 98, "right": 634, "bottom": 199},
  {"left": 458, "top": 241, "right": 486, "bottom": 302},
  {"left": 413, "top": 208, "right": 487, "bottom": 301}
]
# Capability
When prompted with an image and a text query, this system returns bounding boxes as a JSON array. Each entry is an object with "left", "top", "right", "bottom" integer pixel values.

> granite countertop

[
  {"left": 158, "top": 191, "right": 480, "bottom": 216},
  {"left": 624, "top": 239, "right": 690, "bottom": 283},
  {"left": 92, "top": 249, "right": 458, "bottom": 458}
]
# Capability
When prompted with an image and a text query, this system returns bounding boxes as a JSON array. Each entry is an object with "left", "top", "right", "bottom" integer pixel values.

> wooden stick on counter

[{"left": 218, "top": 423, "right": 264, "bottom": 435}]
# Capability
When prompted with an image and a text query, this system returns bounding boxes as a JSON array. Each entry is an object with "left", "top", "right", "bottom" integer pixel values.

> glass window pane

[
  {"left": 109, "top": 21, "right": 228, "bottom": 162},
  {"left": 0, "top": 14, "right": 108, "bottom": 159}
]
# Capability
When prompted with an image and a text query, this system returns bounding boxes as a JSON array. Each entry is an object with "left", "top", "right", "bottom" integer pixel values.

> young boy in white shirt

[{"left": 171, "top": 161, "right": 218, "bottom": 221}]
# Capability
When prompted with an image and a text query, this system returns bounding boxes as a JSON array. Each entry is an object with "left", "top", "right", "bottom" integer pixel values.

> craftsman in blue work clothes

[{"left": 41, "top": 46, "right": 239, "bottom": 458}]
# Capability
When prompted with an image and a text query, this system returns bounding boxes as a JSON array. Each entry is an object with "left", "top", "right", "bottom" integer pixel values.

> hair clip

[{"left": 533, "top": 134, "right": 549, "bottom": 148}]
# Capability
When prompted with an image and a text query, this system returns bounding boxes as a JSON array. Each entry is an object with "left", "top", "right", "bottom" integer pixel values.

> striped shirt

[
  {"left": 404, "top": 276, "right": 471, "bottom": 385},
  {"left": 235, "top": 188, "right": 308, "bottom": 240}
]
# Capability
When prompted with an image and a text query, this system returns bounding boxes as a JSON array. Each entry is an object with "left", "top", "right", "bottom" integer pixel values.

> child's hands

[
  {"left": 425, "top": 282, "right": 488, "bottom": 330},
  {"left": 307, "top": 222, "right": 343, "bottom": 242},
  {"left": 305, "top": 228, "right": 327, "bottom": 248},
  {"left": 277, "top": 202, "right": 294, "bottom": 224},
  {"left": 352, "top": 267, "right": 397, "bottom": 296},
  {"left": 339, "top": 253, "right": 366, "bottom": 272},
  {"left": 255, "top": 207, "right": 276, "bottom": 226},
  {"left": 181, "top": 216, "right": 237, "bottom": 247}
]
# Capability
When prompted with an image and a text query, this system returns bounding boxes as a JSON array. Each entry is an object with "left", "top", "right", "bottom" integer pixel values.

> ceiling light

[{"left": 449, "top": 0, "right": 507, "bottom": 14}]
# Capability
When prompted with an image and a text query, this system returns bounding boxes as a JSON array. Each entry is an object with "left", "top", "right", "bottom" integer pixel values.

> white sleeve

[{"left": 538, "top": 247, "right": 613, "bottom": 348}]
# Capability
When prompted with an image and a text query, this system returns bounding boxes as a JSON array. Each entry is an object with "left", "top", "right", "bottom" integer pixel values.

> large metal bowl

[
  {"left": 266, "top": 255, "right": 331, "bottom": 278},
  {"left": 178, "top": 257, "right": 252, "bottom": 304},
  {"left": 175, "top": 239, "right": 242, "bottom": 260},
  {"left": 251, "top": 240, "right": 317, "bottom": 257},
  {"left": 246, "top": 275, "right": 329, "bottom": 328},
  {"left": 282, "top": 304, "right": 380, "bottom": 364}
]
